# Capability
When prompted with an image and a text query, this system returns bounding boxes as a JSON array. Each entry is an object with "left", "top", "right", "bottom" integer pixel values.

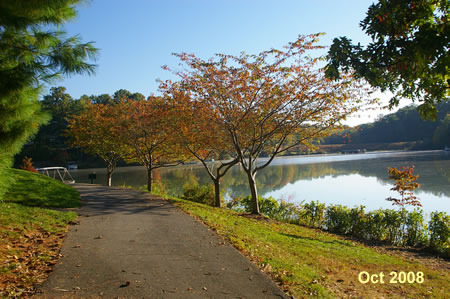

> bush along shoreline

[{"left": 180, "top": 184, "right": 449, "bottom": 257}]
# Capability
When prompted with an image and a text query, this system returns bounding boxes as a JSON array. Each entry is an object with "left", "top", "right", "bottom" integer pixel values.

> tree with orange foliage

[
  {"left": 386, "top": 166, "right": 421, "bottom": 208},
  {"left": 67, "top": 102, "right": 126, "bottom": 186},
  {"left": 162, "top": 34, "right": 373, "bottom": 214},
  {"left": 113, "top": 97, "right": 184, "bottom": 192},
  {"left": 21, "top": 156, "right": 37, "bottom": 173},
  {"left": 165, "top": 86, "right": 238, "bottom": 207}
]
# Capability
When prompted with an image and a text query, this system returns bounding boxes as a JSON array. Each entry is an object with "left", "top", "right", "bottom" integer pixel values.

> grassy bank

[
  {"left": 170, "top": 197, "right": 449, "bottom": 298},
  {"left": 0, "top": 168, "right": 79, "bottom": 297}
]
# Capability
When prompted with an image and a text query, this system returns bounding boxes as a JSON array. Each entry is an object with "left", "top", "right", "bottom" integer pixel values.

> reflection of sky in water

[{"left": 264, "top": 174, "right": 449, "bottom": 215}]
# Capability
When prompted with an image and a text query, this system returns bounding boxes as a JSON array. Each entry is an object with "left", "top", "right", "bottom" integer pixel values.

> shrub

[
  {"left": 275, "top": 200, "right": 300, "bottom": 223},
  {"left": 428, "top": 211, "right": 450, "bottom": 256},
  {"left": 383, "top": 209, "right": 407, "bottom": 245},
  {"left": 152, "top": 179, "right": 168, "bottom": 197},
  {"left": 228, "top": 196, "right": 300, "bottom": 223},
  {"left": 404, "top": 209, "right": 427, "bottom": 247},
  {"left": 326, "top": 205, "right": 352, "bottom": 234},
  {"left": 300, "top": 201, "right": 326, "bottom": 228},
  {"left": 21, "top": 157, "right": 37, "bottom": 173},
  {"left": 226, "top": 196, "right": 245, "bottom": 212},
  {"left": 181, "top": 184, "right": 223, "bottom": 207},
  {"left": 349, "top": 205, "right": 366, "bottom": 237},
  {"left": 364, "top": 210, "right": 387, "bottom": 241},
  {"left": 239, "top": 195, "right": 278, "bottom": 215}
]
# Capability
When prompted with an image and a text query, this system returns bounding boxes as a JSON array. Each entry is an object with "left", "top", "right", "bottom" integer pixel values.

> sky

[{"left": 51, "top": 0, "right": 407, "bottom": 126}]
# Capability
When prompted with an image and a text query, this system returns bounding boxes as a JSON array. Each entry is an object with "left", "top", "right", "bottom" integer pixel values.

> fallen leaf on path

[{"left": 119, "top": 281, "right": 130, "bottom": 288}]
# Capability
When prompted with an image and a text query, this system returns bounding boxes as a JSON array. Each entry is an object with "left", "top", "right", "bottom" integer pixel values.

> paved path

[{"left": 39, "top": 184, "right": 287, "bottom": 298}]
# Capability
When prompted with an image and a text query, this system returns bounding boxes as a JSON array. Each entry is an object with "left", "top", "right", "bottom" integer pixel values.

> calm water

[{"left": 71, "top": 151, "right": 450, "bottom": 215}]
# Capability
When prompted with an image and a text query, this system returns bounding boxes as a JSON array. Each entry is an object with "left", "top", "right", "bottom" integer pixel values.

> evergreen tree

[{"left": 0, "top": 1, "right": 97, "bottom": 198}]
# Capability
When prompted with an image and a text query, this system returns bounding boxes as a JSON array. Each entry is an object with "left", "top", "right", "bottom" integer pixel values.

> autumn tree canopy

[
  {"left": 386, "top": 166, "right": 421, "bottom": 208},
  {"left": 164, "top": 85, "right": 238, "bottom": 207},
  {"left": 67, "top": 102, "right": 125, "bottom": 186},
  {"left": 162, "top": 34, "right": 372, "bottom": 214},
  {"left": 113, "top": 98, "right": 184, "bottom": 192}
]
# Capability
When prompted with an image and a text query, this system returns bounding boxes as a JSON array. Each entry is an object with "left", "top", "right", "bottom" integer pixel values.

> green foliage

[
  {"left": 0, "top": 86, "right": 49, "bottom": 199},
  {"left": 241, "top": 196, "right": 278, "bottom": 215},
  {"left": 300, "top": 200, "right": 326, "bottom": 228},
  {"left": 234, "top": 195, "right": 300, "bottom": 222},
  {"left": 432, "top": 114, "right": 450, "bottom": 147},
  {"left": 181, "top": 184, "right": 223, "bottom": 207},
  {"left": 325, "top": 205, "right": 367, "bottom": 236},
  {"left": 428, "top": 211, "right": 450, "bottom": 255},
  {"left": 151, "top": 179, "right": 168, "bottom": 197},
  {"left": 383, "top": 209, "right": 407, "bottom": 245},
  {"left": 325, "top": 205, "right": 352, "bottom": 234},
  {"left": 405, "top": 209, "right": 428, "bottom": 247},
  {"left": 0, "top": 0, "right": 97, "bottom": 200},
  {"left": 364, "top": 210, "right": 388, "bottom": 241},
  {"left": 326, "top": 0, "right": 449, "bottom": 119}
]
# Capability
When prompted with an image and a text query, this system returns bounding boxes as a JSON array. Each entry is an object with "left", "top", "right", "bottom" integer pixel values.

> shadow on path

[{"left": 73, "top": 184, "right": 173, "bottom": 217}]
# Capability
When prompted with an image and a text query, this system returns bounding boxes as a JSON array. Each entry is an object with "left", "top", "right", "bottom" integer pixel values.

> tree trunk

[
  {"left": 106, "top": 164, "right": 114, "bottom": 186},
  {"left": 213, "top": 179, "right": 221, "bottom": 208},
  {"left": 106, "top": 170, "right": 112, "bottom": 186},
  {"left": 247, "top": 172, "right": 260, "bottom": 214},
  {"left": 147, "top": 167, "right": 152, "bottom": 192}
]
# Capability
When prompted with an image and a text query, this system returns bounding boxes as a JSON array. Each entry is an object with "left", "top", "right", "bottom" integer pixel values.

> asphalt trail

[{"left": 38, "top": 184, "right": 287, "bottom": 298}]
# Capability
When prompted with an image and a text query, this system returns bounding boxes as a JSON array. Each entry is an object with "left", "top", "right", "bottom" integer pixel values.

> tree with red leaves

[{"left": 386, "top": 166, "right": 421, "bottom": 208}]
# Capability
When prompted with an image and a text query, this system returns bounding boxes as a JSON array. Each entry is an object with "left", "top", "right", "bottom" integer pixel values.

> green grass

[
  {"left": 3, "top": 168, "right": 80, "bottom": 208},
  {"left": 0, "top": 203, "right": 77, "bottom": 237},
  {"left": 0, "top": 168, "right": 79, "bottom": 296},
  {"left": 171, "top": 197, "right": 449, "bottom": 298}
]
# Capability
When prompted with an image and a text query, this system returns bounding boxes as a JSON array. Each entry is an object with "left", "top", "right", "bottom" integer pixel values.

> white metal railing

[{"left": 36, "top": 167, "right": 75, "bottom": 184}]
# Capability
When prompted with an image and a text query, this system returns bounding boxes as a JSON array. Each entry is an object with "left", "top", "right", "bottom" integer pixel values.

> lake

[{"left": 71, "top": 150, "right": 450, "bottom": 215}]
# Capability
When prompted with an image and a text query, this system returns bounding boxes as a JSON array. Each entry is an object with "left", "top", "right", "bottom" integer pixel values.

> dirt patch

[
  {"left": 366, "top": 245, "right": 449, "bottom": 272},
  {"left": 238, "top": 213, "right": 277, "bottom": 223}
]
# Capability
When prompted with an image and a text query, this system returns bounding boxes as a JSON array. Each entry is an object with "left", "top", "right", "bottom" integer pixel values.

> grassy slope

[
  {"left": 4, "top": 168, "right": 80, "bottom": 208},
  {"left": 172, "top": 197, "right": 449, "bottom": 298},
  {"left": 0, "top": 168, "right": 79, "bottom": 297}
]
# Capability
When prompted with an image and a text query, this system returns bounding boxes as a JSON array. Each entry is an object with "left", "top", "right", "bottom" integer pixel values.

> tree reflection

[{"left": 72, "top": 152, "right": 450, "bottom": 199}]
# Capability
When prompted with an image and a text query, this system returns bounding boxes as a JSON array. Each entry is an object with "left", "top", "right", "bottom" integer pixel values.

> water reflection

[{"left": 71, "top": 151, "right": 450, "bottom": 214}]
